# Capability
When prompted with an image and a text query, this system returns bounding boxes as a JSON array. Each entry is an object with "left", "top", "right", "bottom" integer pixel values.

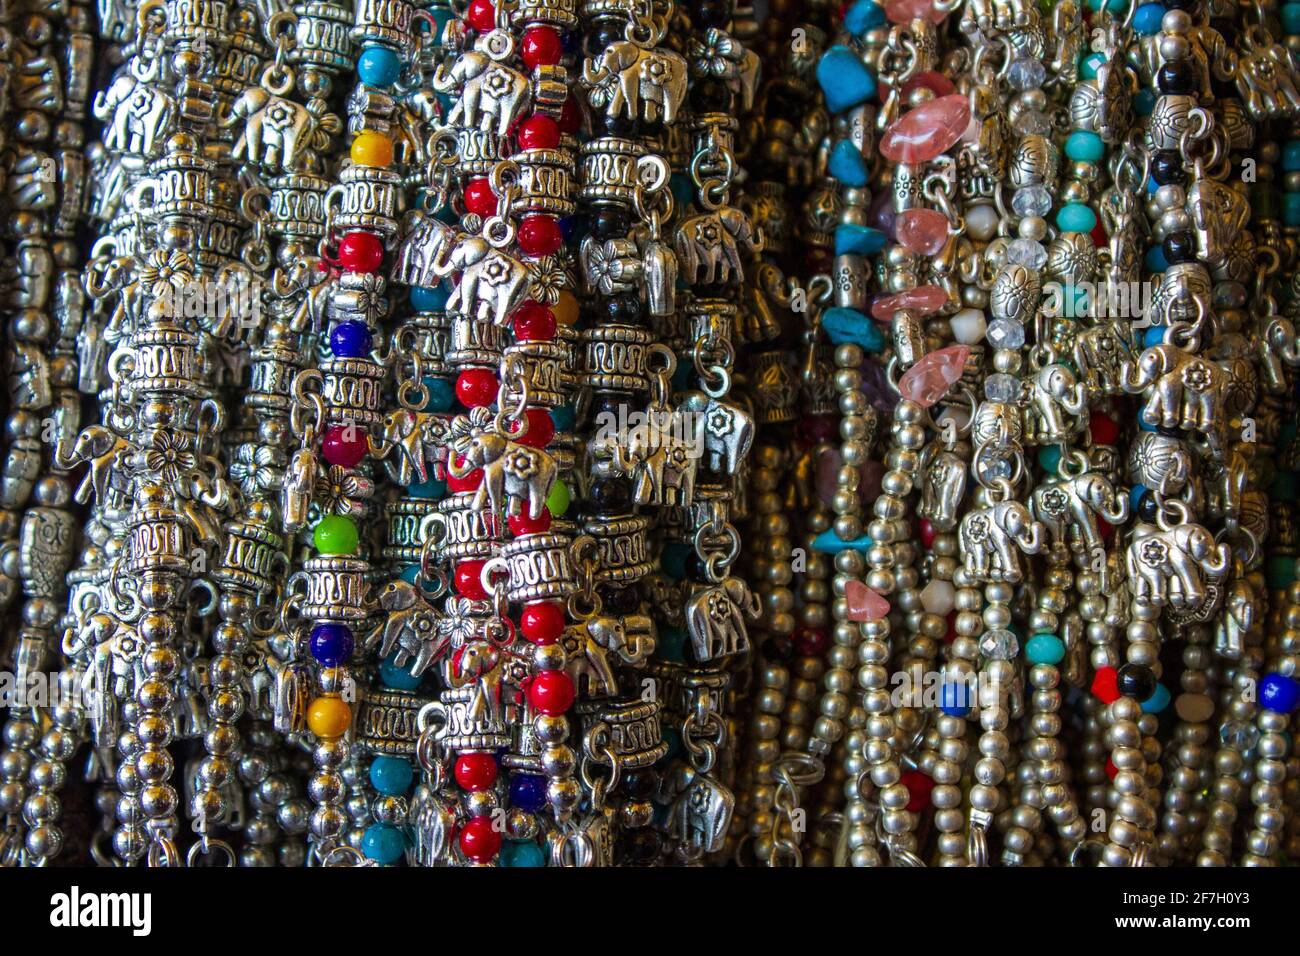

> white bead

[
  {"left": 965, "top": 204, "right": 999, "bottom": 241},
  {"left": 920, "top": 579, "right": 956, "bottom": 615},
  {"left": 949, "top": 308, "right": 987, "bottom": 345}
]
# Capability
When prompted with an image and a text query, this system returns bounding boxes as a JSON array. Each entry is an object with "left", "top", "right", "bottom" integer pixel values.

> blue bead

[
  {"left": 380, "top": 650, "right": 424, "bottom": 691},
  {"left": 828, "top": 140, "right": 869, "bottom": 187},
  {"left": 1286, "top": 141, "right": 1300, "bottom": 172},
  {"left": 1144, "top": 244, "right": 1169, "bottom": 273},
  {"left": 502, "top": 841, "right": 546, "bottom": 867},
  {"left": 822, "top": 307, "right": 884, "bottom": 352},
  {"left": 1283, "top": 192, "right": 1300, "bottom": 227},
  {"left": 844, "top": 0, "right": 886, "bottom": 35},
  {"left": 1134, "top": 88, "right": 1156, "bottom": 116},
  {"left": 658, "top": 626, "right": 688, "bottom": 662},
  {"left": 411, "top": 284, "right": 449, "bottom": 312},
  {"left": 1055, "top": 202, "right": 1098, "bottom": 234},
  {"left": 357, "top": 45, "right": 402, "bottom": 87},
  {"left": 559, "top": 215, "right": 580, "bottom": 242},
  {"left": 1143, "top": 324, "right": 1167, "bottom": 348},
  {"left": 330, "top": 321, "right": 372, "bottom": 358},
  {"left": 1140, "top": 683, "right": 1171, "bottom": 714},
  {"left": 1130, "top": 484, "right": 1148, "bottom": 513},
  {"left": 428, "top": 7, "right": 456, "bottom": 44},
  {"left": 423, "top": 376, "right": 455, "bottom": 412},
  {"left": 670, "top": 173, "right": 695, "bottom": 215},
  {"left": 661, "top": 542, "right": 691, "bottom": 579},
  {"left": 1282, "top": 4, "right": 1300, "bottom": 36},
  {"left": 1261, "top": 673, "right": 1300, "bottom": 713},
  {"left": 940, "top": 680, "right": 973, "bottom": 718},
  {"left": 309, "top": 623, "right": 354, "bottom": 666},
  {"left": 834, "top": 223, "right": 886, "bottom": 256},
  {"left": 1133, "top": 3, "right": 1165, "bottom": 34},
  {"left": 405, "top": 474, "right": 446, "bottom": 499},
  {"left": 361, "top": 823, "right": 406, "bottom": 864},
  {"left": 509, "top": 773, "right": 548, "bottom": 813},
  {"left": 812, "top": 529, "right": 873, "bottom": 554},
  {"left": 816, "top": 45, "right": 878, "bottom": 114},
  {"left": 370, "top": 755, "right": 414, "bottom": 795},
  {"left": 550, "top": 405, "right": 576, "bottom": 431},
  {"left": 1137, "top": 415, "right": 1158, "bottom": 432}
]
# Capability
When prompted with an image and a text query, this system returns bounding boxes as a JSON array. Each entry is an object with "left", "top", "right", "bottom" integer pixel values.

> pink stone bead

[
  {"left": 897, "top": 345, "right": 971, "bottom": 408},
  {"left": 884, "top": 0, "right": 949, "bottom": 24},
  {"left": 899, "top": 70, "right": 956, "bottom": 99},
  {"left": 870, "top": 285, "right": 949, "bottom": 321},
  {"left": 845, "top": 579, "right": 891, "bottom": 622},
  {"left": 895, "top": 208, "right": 950, "bottom": 256},
  {"left": 879, "top": 94, "right": 972, "bottom": 164}
]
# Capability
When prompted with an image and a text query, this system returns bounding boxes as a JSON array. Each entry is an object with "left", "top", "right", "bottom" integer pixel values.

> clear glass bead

[
  {"left": 984, "top": 372, "right": 1020, "bottom": 402},
  {"left": 986, "top": 318, "right": 1026, "bottom": 350},
  {"left": 980, "top": 628, "right": 1020, "bottom": 660},
  {"left": 1011, "top": 185, "right": 1053, "bottom": 218},
  {"left": 1007, "top": 57, "right": 1047, "bottom": 91},
  {"left": 1007, "top": 238, "right": 1047, "bottom": 270}
]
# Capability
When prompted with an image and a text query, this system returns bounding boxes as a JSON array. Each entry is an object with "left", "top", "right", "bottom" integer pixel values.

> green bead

[
  {"left": 1079, "top": 52, "right": 1106, "bottom": 80},
  {"left": 1064, "top": 130, "right": 1104, "bottom": 163},
  {"left": 545, "top": 479, "right": 570, "bottom": 516},
  {"left": 1267, "top": 554, "right": 1298, "bottom": 589},
  {"left": 1025, "top": 633, "right": 1066, "bottom": 665},
  {"left": 1037, "top": 445, "right": 1062, "bottom": 475},
  {"left": 313, "top": 515, "right": 359, "bottom": 555},
  {"left": 1055, "top": 202, "right": 1098, "bottom": 233}
]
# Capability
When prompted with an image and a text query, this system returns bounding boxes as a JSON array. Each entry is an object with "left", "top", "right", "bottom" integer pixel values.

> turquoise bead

[
  {"left": 1133, "top": 2, "right": 1165, "bottom": 34},
  {"left": 660, "top": 727, "right": 682, "bottom": 761},
  {"left": 1143, "top": 324, "right": 1167, "bottom": 348},
  {"left": 411, "top": 284, "right": 449, "bottom": 312},
  {"left": 1283, "top": 192, "right": 1300, "bottom": 227},
  {"left": 405, "top": 474, "right": 446, "bottom": 499},
  {"left": 1055, "top": 202, "right": 1097, "bottom": 233},
  {"left": 502, "top": 841, "right": 546, "bottom": 867},
  {"left": 816, "top": 45, "right": 878, "bottom": 113},
  {"left": 1037, "top": 444, "right": 1062, "bottom": 475},
  {"left": 1025, "top": 634, "right": 1066, "bottom": 665},
  {"left": 1064, "top": 131, "right": 1104, "bottom": 163},
  {"left": 1086, "top": 0, "right": 1126, "bottom": 10},
  {"left": 423, "top": 376, "right": 455, "bottom": 411},
  {"left": 1130, "top": 484, "right": 1148, "bottom": 514},
  {"left": 1079, "top": 52, "right": 1105, "bottom": 80},
  {"left": 1286, "top": 141, "right": 1300, "bottom": 173},
  {"left": 380, "top": 650, "right": 424, "bottom": 691},
  {"left": 671, "top": 355, "right": 693, "bottom": 390},
  {"left": 1282, "top": 3, "right": 1300, "bottom": 35},
  {"left": 828, "top": 140, "right": 869, "bottom": 187},
  {"left": 822, "top": 307, "right": 885, "bottom": 352},
  {"left": 370, "top": 755, "right": 414, "bottom": 795},
  {"left": 844, "top": 0, "right": 886, "bottom": 35},
  {"left": 361, "top": 823, "right": 406, "bottom": 864},
  {"left": 550, "top": 405, "right": 576, "bottom": 432},
  {"left": 834, "top": 223, "right": 886, "bottom": 256},
  {"left": 1134, "top": 88, "right": 1156, "bottom": 116},
  {"left": 357, "top": 45, "right": 402, "bottom": 87},
  {"left": 670, "top": 173, "right": 695, "bottom": 216},
  {"left": 428, "top": 6, "right": 456, "bottom": 43},
  {"left": 1144, "top": 244, "right": 1168, "bottom": 272},
  {"left": 1266, "top": 554, "right": 1296, "bottom": 589},
  {"left": 658, "top": 627, "right": 688, "bottom": 663},
  {"left": 1140, "top": 683, "right": 1171, "bottom": 714},
  {"left": 812, "top": 529, "right": 873, "bottom": 554},
  {"left": 660, "top": 541, "right": 691, "bottom": 579}
]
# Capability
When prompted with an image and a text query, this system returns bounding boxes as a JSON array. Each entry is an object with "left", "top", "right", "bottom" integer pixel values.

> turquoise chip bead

[
  {"left": 822, "top": 307, "right": 885, "bottom": 352},
  {"left": 370, "top": 755, "right": 414, "bottom": 795},
  {"left": 357, "top": 45, "right": 402, "bottom": 87},
  {"left": 1282, "top": 3, "right": 1300, "bottom": 35},
  {"left": 1140, "top": 683, "right": 1171, "bottom": 714},
  {"left": 1133, "top": 2, "right": 1165, "bottom": 34},
  {"left": 1064, "top": 130, "right": 1104, "bottom": 163},
  {"left": 1055, "top": 202, "right": 1097, "bottom": 233},
  {"left": 812, "top": 529, "right": 873, "bottom": 554},
  {"left": 845, "top": 0, "right": 886, "bottom": 35},
  {"left": 828, "top": 139, "right": 870, "bottom": 187},
  {"left": 816, "top": 45, "right": 878, "bottom": 114},
  {"left": 1025, "top": 634, "right": 1066, "bottom": 665},
  {"left": 834, "top": 223, "right": 886, "bottom": 256},
  {"left": 1143, "top": 324, "right": 1168, "bottom": 348},
  {"left": 361, "top": 823, "right": 406, "bottom": 864}
]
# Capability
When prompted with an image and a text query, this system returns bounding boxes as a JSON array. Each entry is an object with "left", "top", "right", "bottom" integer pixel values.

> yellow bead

[
  {"left": 307, "top": 695, "right": 352, "bottom": 739},
  {"left": 553, "top": 289, "right": 579, "bottom": 327},
  {"left": 351, "top": 131, "right": 394, "bottom": 167}
]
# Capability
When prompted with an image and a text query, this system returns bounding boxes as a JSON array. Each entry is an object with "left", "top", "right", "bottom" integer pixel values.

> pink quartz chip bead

[
  {"left": 897, "top": 345, "right": 971, "bottom": 408},
  {"left": 884, "top": 0, "right": 950, "bottom": 24},
  {"left": 899, "top": 70, "right": 957, "bottom": 98},
  {"left": 845, "top": 579, "right": 891, "bottom": 622},
  {"left": 879, "top": 93, "right": 972, "bottom": 163},
  {"left": 870, "top": 284, "right": 948, "bottom": 321},
  {"left": 895, "top": 208, "right": 950, "bottom": 256}
]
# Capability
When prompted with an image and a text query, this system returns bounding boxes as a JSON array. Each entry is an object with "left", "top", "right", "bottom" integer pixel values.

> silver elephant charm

[
  {"left": 1185, "top": 179, "right": 1249, "bottom": 270},
  {"left": 677, "top": 391, "right": 755, "bottom": 475},
  {"left": 959, "top": 499, "right": 1044, "bottom": 584},
  {"left": 674, "top": 206, "right": 762, "bottom": 286},
  {"left": 1120, "top": 343, "right": 1226, "bottom": 442},
  {"left": 587, "top": 403, "right": 700, "bottom": 507},
  {"left": 376, "top": 579, "right": 450, "bottom": 678},
  {"left": 393, "top": 212, "right": 457, "bottom": 288},
  {"left": 1023, "top": 363, "right": 1087, "bottom": 445},
  {"left": 1072, "top": 320, "right": 1131, "bottom": 397},
  {"left": 433, "top": 35, "right": 534, "bottom": 137},
  {"left": 93, "top": 56, "right": 174, "bottom": 158},
  {"left": 562, "top": 612, "right": 656, "bottom": 698},
  {"left": 1125, "top": 515, "right": 1229, "bottom": 610},
  {"left": 685, "top": 574, "right": 760, "bottom": 661},
  {"left": 447, "top": 406, "right": 558, "bottom": 519},
  {"left": 917, "top": 445, "right": 967, "bottom": 531},
  {"left": 581, "top": 37, "right": 688, "bottom": 125},
  {"left": 668, "top": 771, "right": 735, "bottom": 855},
  {"left": 1234, "top": 41, "right": 1300, "bottom": 120},
  {"left": 1030, "top": 468, "right": 1129, "bottom": 581},
  {"left": 444, "top": 237, "right": 533, "bottom": 327},
  {"left": 370, "top": 408, "right": 452, "bottom": 486}
]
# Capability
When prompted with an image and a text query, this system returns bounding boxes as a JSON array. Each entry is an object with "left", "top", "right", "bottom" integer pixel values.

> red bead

[
  {"left": 798, "top": 415, "right": 837, "bottom": 443},
  {"left": 446, "top": 455, "right": 483, "bottom": 492},
  {"left": 517, "top": 215, "right": 562, "bottom": 257},
  {"left": 918, "top": 518, "right": 937, "bottom": 549},
  {"left": 455, "top": 368, "right": 498, "bottom": 408},
  {"left": 557, "top": 94, "right": 581, "bottom": 134},
  {"left": 1104, "top": 757, "right": 1118, "bottom": 781},
  {"left": 527, "top": 670, "right": 574, "bottom": 714},
  {"left": 338, "top": 231, "right": 384, "bottom": 273},
  {"left": 454, "top": 560, "right": 488, "bottom": 600},
  {"left": 944, "top": 611, "right": 957, "bottom": 643},
  {"left": 1091, "top": 666, "right": 1121, "bottom": 704},
  {"left": 466, "top": 0, "right": 495, "bottom": 32},
  {"left": 508, "top": 508, "right": 552, "bottom": 536},
  {"left": 464, "top": 177, "right": 497, "bottom": 217},
  {"left": 454, "top": 753, "right": 498, "bottom": 791},
  {"left": 1089, "top": 410, "right": 1120, "bottom": 445},
  {"left": 521, "top": 26, "right": 563, "bottom": 69},
  {"left": 794, "top": 626, "right": 829, "bottom": 657},
  {"left": 901, "top": 770, "right": 935, "bottom": 813},
  {"left": 520, "top": 601, "right": 565, "bottom": 644},
  {"left": 321, "top": 424, "right": 368, "bottom": 468},
  {"left": 1091, "top": 222, "right": 1108, "bottom": 247},
  {"left": 512, "top": 301, "right": 556, "bottom": 341},
  {"left": 514, "top": 407, "right": 554, "bottom": 448},
  {"left": 458, "top": 815, "right": 502, "bottom": 863},
  {"left": 1097, "top": 516, "right": 1114, "bottom": 541},
  {"left": 516, "top": 115, "right": 561, "bottom": 150}
]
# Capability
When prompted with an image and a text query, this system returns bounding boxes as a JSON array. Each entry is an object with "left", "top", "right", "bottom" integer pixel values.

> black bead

[
  {"left": 1156, "top": 61, "right": 1196, "bottom": 95},
  {"left": 1117, "top": 663, "right": 1157, "bottom": 701},
  {"left": 624, "top": 829, "right": 660, "bottom": 863},
  {"left": 588, "top": 392, "right": 626, "bottom": 425},
  {"left": 687, "top": 553, "right": 710, "bottom": 580},
  {"left": 691, "top": 78, "right": 731, "bottom": 113},
  {"left": 1150, "top": 150, "right": 1185, "bottom": 186},
  {"left": 590, "top": 204, "right": 630, "bottom": 240},
  {"left": 591, "top": 20, "right": 623, "bottom": 51},
  {"left": 761, "top": 634, "right": 795, "bottom": 663},
  {"left": 1162, "top": 231, "right": 1197, "bottom": 265},
  {"left": 599, "top": 112, "right": 637, "bottom": 137},
  {"left": 1163, "top": 0, "right": 1198, "bottom": 10},
  {"left": 622, "top": 768, "right": 657, "bottom": 800},
  {"left": 1136, "top": 490, "right": 1159, "bottom": 522},
  {"left": 602, "top": 291, "right": 642, "bottom": 324},
  {"left": 590, "top": 476, "right": 632, "bottom": 513},
  {"left": 599, "top": 585, "right": 640, "bottom": 615},
  {"left": 692, "top": 0, "right": 732, "bottom": 28}
]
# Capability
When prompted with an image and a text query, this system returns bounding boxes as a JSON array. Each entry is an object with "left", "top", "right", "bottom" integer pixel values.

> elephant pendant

[
  {"left": 1031, "top": 469, "right": 1129, "bottom": 585},
  {"left": 918, "top": 445, "right": 967, "bottom": 531},
  {"left": 1072, "top": 321, "right": 1131, "bottom": 398},
  {"left": 674, "top": 206, "right": 762, "bottom": 286},
  {"left": 376, "top": 579, "right": 450, "bottom": 678},
  {"left": 1023, "top": 363, "right": 1087, "bottom": 445},
  {"left": 580, "top": 38, "right": 689, "bottom": 125},
  {"left": 561, "top": 612, "right": 655, "bottom": 699},
  {"left": 958, "top": 499, "right": 1045, "bottom": 584},
  {"left": 1124, "top": 518, "right": 1230, "bottom": 613},
  {"left": 1120, "top": 343, "right": 1228, "bottom": 443},
  {"left": 433, "top": 42, "right": 534, "bottom": 138},
  {"left": 685, "top": 574, "right": 761, "bottom": 662},
  {"left": 668, "top": 771, "right": 735, "bottom": 856}
]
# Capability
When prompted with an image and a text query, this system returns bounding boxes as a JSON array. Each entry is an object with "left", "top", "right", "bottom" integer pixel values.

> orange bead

[
  {"left": 307, "top": 695, "right": 352, "bottom": 739},
  {"left": 553, "top": 289, "right": 579, "bottom": 327},
  {"left": 351, "top": 130, "right": 394, "bottom": 167}
]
